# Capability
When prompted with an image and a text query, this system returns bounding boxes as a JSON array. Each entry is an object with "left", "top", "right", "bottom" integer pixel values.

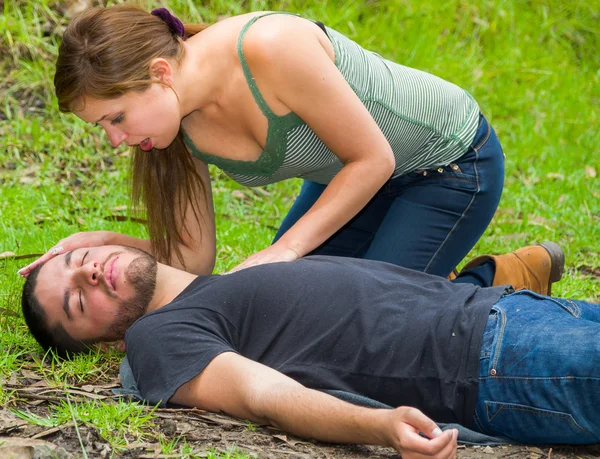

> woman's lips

[{"left": 140, "top": 138, "right": 153, "bottom": 151}]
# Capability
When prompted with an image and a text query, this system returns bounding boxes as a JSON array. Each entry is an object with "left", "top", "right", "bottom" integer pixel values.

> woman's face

[{"left": 75, "top": 84, "right": 181, "bottom": 151}]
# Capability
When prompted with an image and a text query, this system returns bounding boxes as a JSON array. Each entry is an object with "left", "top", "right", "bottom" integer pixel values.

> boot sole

[{"left": 539, "top": 242, "right": 565, "bottom": 295}]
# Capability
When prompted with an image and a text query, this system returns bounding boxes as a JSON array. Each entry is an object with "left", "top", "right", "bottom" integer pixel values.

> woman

[{"left": 20, "top": 5, "right": 505, "bottom": 277}]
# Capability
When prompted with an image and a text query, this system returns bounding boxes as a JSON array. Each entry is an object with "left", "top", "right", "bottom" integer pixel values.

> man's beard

[{"left": 103, "top": 248, "right": 157, "bottom": 341}]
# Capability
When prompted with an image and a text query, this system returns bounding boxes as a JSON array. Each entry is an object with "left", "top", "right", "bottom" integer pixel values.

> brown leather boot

[
  {"left": 446, "top": 269, "right": 459, "bottom": 281},
  {"left": 461, "top": 242, "right": 565, "bottom": 295}
]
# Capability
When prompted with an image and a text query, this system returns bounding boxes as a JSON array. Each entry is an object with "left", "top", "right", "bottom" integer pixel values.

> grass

[
  {"left": 13, "top": 398, "right": 157, "bottom": 448},
  {"left": 0, "top": 0, "right": 598, "bottom": 456}
]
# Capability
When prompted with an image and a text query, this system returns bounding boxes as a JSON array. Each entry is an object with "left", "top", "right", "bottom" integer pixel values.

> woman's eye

[
  {"left": 79, "top": 290, "right": 84, "bottom": 313},
  {"left": 81, "top": 250, "right": 89, "bottom": 267},
  {"left": 110, "top": 114, "right": 123, "bottom": 125}
]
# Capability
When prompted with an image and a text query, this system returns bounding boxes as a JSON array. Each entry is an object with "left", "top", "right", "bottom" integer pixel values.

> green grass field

[{"left": 1, "top": 0, "right": 598, "bottom": 456}]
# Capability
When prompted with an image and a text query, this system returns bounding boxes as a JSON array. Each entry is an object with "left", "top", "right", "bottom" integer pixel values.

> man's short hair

[{"left": 21, "top": 264, "right": 91, "bottom": 357}]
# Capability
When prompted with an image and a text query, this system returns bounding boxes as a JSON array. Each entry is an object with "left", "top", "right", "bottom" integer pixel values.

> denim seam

[
  {"left": 470, "top": 121, "right": 492, "bottom": 151},
  {"left": 565, "top": 299, "right": 582, "bottom": 317},
  {"left": 480, "top": 376, "right": 600, "bottom": 381},
  {"left": 379, "top": 172, "right": 478, "bottom": 198},
  {"left": 508, "top": 291, "right": 582, "bottom": 318},
  {"left": 484, "top": 402, "right": 592, "bottom": 435},
  {"left": 422, "top": 146, "right": 481, "bottom": 273},
  {"left": 472, "top": 409, "right": 488, "bottom": 434},
  {"left": 490, "top": 306, "right": 507, "bottom": 372}
]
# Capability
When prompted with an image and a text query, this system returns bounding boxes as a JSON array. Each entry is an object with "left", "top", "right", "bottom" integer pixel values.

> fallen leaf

[
  {"left": 585, "top": 165, "right": 597, "bottom": 178},
  {"left": 0, "top": 409, "right": 29, "bottom": 432},
  {"left": 0, "top": 437, "right": 73, "bottom": 458},
  {"left": 0, "top": 253, "right": 43, "bottom": 261},
  {"left": 0, "top": 251, "right": 16, "bottom": 259},
  {"left": 20, "top": 370, "right": 42, "bottom": 380},
  {"left": 546, "top": 172, "right": 564, "bottom": 180}
]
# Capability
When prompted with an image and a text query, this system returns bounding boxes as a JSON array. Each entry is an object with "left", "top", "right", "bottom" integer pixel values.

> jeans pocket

[
  {"left": 480, "top": 306, "right": 506, "bottom": 376},
  {"left": 508, "top": 291, "right": 582, "bottom": 318},
  {"left": 479, "top": 310, "right": 499, "bottom": 361},
  {"left": 484, "top": 401, "right": 596, "bottom": 444},
  {"left": 546, "top": 297, "right": 582, "bottom": 318}
]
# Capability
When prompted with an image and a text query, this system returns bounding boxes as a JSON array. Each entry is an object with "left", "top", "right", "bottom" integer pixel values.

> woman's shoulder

[{"left": 204, "top": 12, "right": 318, "bottom": 49}]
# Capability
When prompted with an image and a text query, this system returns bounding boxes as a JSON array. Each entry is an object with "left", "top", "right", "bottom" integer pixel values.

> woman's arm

[
  {"left": 19, "top": 158, "right": 216, "bottom": 276},
  {"left": 166, "top": 157, "right": 217, "bottom": 274},
  {"left": 171, "top": 352, "right": 458, "bottom": 458},
  {"left": 102, "top": 157, "right": 217, "bottom": 274},
  {"left": 230, "top": 17, "right": 396, "bottom": 271}
]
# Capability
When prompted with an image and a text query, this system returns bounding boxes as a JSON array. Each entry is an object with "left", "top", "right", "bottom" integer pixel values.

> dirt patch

[
  {"left": 3, "top": 367, "right": 600, "bottom": 458},
  {"left": 2, "top": 400, "right": 600, "bottom": 458}
]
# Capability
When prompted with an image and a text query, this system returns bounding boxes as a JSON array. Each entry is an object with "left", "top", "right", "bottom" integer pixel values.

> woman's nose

[{"left": 106, "top": 127, "right": 128, "bottom": 148}]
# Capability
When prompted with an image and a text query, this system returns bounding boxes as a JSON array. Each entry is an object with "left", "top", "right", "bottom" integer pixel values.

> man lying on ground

[{"left": 22, "top": 244, "right": 599, "bottom": 459}]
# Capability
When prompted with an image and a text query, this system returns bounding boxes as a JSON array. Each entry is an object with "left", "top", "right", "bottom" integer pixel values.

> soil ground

[{"left": 2, "top": 380, "right": 599, "bottom": 459}]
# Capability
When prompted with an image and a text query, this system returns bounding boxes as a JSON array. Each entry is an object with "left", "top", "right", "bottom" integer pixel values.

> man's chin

[{"left": 104, "top": 250, "right": 157, "bottom": 342}]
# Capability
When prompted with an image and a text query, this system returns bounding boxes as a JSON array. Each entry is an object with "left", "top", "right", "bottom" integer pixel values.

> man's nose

[
  {"left": 106, "top": 127, "right": 128, "bottom": 148},
  {"left": 75, "top": 261, "right": 102, "bottom": 286}
]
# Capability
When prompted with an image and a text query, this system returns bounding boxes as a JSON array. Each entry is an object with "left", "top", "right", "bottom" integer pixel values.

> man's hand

[
  {"left": 383, "top": 407, "right": 458, "bottom": 458},
  {"left": 18, "top": 231, "right": 114, "bottom": 277},
  {"left": 227, "top": 244, "right": 299, "bottom": 273}
]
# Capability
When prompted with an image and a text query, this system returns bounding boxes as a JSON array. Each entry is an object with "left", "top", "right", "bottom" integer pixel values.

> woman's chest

[{"left": 181, "top": 68, "right": 280, "bottom": 162}]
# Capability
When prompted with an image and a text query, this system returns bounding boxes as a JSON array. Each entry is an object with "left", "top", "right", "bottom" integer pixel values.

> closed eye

[
  {"left": 78, "top": 250, "right": 88, "bottom": 313},
  {"left": 81, "top": 250, "right": 89, "bottom": 266},
  {"left": 110, "top": 114, "right": 124, "bottom": 125}
]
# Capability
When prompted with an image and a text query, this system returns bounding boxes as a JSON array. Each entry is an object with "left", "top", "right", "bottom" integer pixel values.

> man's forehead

[{"left": 35, "top": 254, "right": 68, "bottom": 315}]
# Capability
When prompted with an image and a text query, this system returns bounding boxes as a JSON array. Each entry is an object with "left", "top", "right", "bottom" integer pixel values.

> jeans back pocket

[{"left": 484, "top": 401, "right": 596, "bottom": 445}]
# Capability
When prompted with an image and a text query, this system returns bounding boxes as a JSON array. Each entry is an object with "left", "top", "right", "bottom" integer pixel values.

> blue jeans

[
  {"left": 474, "top": 291, "right": 600, "bottom": 444},
  {"left": 273, "top": 113, "right": 505, "bottom": 277}
]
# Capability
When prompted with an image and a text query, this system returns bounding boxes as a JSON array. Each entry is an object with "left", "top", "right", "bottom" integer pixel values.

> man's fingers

[
  {"left": 392, "top": 408, "right": 458, "bottom": 457},
  {"left": 402, "top": 407, "right": 444, "bottom": 440},
  {"left": 401, "top": 427, "right": 456, "bottom": 457},
  {"left": 437, "top": 429, "right": 458, "bottom": 459}
]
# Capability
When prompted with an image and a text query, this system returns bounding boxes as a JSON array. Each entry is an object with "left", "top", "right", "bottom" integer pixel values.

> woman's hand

[
  {"left": 228, "top": 243, "right": 300, "bottom": 273},
  {"left": 18, "top": 231, "right": 114, "bottom": 277}
]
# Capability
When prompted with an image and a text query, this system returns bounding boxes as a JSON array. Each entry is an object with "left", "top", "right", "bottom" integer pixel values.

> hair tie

[{"left": 151, "top": 8, "right": 187, "bottom": 41}]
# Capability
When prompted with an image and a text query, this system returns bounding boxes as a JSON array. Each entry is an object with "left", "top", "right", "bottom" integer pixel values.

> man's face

[{"left": 34, "top": 245, "right": 157, "bottom": 343}]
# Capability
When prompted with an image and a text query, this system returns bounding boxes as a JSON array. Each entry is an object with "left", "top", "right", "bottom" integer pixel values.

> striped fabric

[{"left": 185, "top": 15, "right": 480, "bottom": 187}]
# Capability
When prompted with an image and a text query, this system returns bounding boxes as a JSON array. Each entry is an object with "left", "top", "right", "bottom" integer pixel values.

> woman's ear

[{"left": 149, "top": 58, "right": 174, "bottom": 85}]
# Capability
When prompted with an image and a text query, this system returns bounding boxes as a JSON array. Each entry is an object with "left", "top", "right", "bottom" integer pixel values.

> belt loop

[{"left": 503, "top": 286, "right": 515, "bottom": 295}]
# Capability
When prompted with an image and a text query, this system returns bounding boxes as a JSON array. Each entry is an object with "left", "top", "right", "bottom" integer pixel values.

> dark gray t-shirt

[{"left": 125, "top": 256, "right": 504, "bottom": 425}]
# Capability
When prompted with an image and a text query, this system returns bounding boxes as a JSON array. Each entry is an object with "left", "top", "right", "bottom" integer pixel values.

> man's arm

[{"left": 169, "top": 352, "right": 458, "bottom": 459}]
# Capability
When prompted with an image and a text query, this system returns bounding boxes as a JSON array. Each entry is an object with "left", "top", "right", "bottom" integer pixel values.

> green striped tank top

[{"left": 183, "top": 12, "right": 480, "bottom": 187}]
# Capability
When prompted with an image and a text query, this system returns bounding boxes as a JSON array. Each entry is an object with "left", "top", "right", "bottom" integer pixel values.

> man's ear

[{"left": 149, "top": 58, "right": 174, "bottom": 85}]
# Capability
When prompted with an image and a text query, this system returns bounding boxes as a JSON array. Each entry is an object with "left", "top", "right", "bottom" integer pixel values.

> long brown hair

[{"left": 54, "top": 5, "right": 210, "bottom": 267}]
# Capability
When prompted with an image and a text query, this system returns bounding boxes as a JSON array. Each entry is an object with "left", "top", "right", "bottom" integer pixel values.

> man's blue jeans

[
  {"left": 273, "top": 113, "right": 505, "bottom": 278},
  {"left": 474, "top": 291, "right": 600, "bottom": 444}
]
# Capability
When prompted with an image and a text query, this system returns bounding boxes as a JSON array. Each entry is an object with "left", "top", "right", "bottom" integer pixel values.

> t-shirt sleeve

[{"left": 124, "top": 308, "right": 237, "bottom": 406}]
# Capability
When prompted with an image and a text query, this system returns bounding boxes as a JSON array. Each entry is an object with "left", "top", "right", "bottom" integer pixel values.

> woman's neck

[{"left": 175, "top": 35, "right": 227, "bottom": 118}]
